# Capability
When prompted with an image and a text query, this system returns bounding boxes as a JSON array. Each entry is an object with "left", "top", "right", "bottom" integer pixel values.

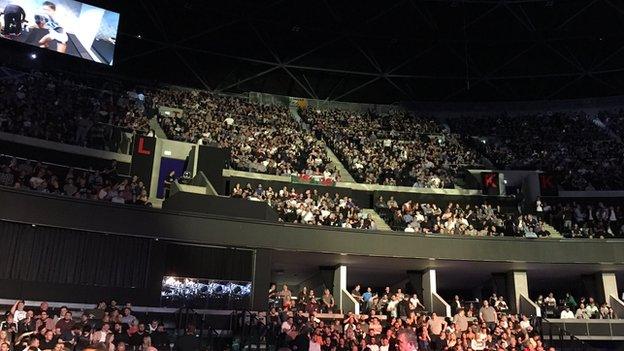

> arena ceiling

[{"left": 105, "top": 0, "right": 624, "bottom": 102}]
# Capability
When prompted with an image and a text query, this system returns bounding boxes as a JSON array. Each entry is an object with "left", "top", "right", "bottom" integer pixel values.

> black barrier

[
  {"left": 131, "top": 136, "right": 156, "bottom": 192},
  {"left": 0, "top": 138, "right": 130, "bottom": 174},
  {"left": 0, "top": 220, "right": 253, "bottom": 306},
  {"left": 197, "top": 145, "right": 229, "bottom": 195},
  {"left": 163, "top": 192, "right": 279, "bottom": 222},
  {"left": 1, "top": 187, "right": 623, "bottom": 265}
]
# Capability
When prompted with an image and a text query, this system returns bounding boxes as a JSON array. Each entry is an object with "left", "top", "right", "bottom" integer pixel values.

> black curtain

[
  {"left": 164, "top": 243, "right": 253, "bottom": 282},
  {"left": 0, "top": 221, "right": 152, "bottom": 288}
]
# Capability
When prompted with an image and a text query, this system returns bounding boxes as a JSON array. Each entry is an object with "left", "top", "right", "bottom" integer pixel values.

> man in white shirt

[{"left": 560, "top": 306, "right": 575, "bottom": 319}]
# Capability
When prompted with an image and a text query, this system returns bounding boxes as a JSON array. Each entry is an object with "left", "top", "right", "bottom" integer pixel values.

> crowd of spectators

[
  {"left": 156, "top": 90, "right": 334, "bottom": 179},
  {"left": 267, "top": 284, "right": 549, "bottom": 351},
  {"left": 0, "top": 68, "right": 151, "bottom": 151},
  {"left": 534, "top": 198, "right": 623, "bottom": 238},
  {"left": 0, "top": 300, "right": 186, "bottom": 351},
  {"left": 534, "top": 292, "right": 617, "bottom": 319},
  {"left": 448, "top": 112, "right": 624, "bottom": 190},
  {"left": 597, "top": 109, "right": 624, "bottom": 141},
  {"left": 0, "top": 156, "right": 151, "bottom": 206},
  {"left": 299, "top": 108, "right": 481, "bottom": 189},
  {"left": 231, "top": 183, "right": 375, "bottom": 229},
  {"left": 375, "top": 197, "right": 550, "bottom": 238}
]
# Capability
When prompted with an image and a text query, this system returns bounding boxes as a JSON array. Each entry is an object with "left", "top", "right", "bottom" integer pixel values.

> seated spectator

[
  {"left": 0, "top": 156, "right": 151, "bottom": 207},
  {"left": 233, "top": 184, "right": 374, "bottom": 230}
]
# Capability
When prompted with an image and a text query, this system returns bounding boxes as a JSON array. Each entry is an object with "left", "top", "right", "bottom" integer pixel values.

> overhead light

[{"left": 30, "top": 53, "right": 37, "bottom": 59}]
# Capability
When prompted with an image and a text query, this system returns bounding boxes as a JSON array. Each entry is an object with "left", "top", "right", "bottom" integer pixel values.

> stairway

[
  {"left": 148, "top": 117, "right": 168, "bottom": 139},
  {"left": 363, "top": 209, "right": 392, "bottom": 231},
  {"left": 542, "top": 222, "right": 562, "bottom": 238},
  {"left": 289, "top": 106, "right": 356, "bottom": 183}
]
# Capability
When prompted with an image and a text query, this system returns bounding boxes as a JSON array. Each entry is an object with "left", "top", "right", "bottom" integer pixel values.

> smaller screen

[
  {"left": 161, "top": 276, "right": 252, "bottom": 309},
  {"left": 0, "top": 0, "right": 120, "bottom": 65}
]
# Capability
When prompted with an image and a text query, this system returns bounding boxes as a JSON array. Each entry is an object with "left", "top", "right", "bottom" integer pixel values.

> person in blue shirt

[{"left": 361, "top": 287, "right": 374, "bottom": 313}]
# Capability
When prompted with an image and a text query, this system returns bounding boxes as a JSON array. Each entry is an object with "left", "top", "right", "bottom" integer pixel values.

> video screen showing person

[{"left": 0, "top": 0, "right": 119, "bottom": 65}]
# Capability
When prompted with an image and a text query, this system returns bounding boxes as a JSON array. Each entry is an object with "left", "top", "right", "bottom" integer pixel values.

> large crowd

[
  {"left": 267, "top": 284, "right": 551, "bottom": 351},
  {"left": 533, "top": 292, "right": 618, "bottom": 320},
  {"left": 3, "top": 66, "right": 624, "bottom": 194},
  {"left": 535, "top": 198, "right": 623, "bottom": 238},
  {"left": 231, "top": 183, "right": 375, "bottom": 230},
  {"left": 156, "top": 90, "right": 334, "bottom": 178},
  {"left": 0, "top": 300, "right": 190, "bottom": 351},
  {"left": 299, "top": 109, "right": 481, "bottom": 188},
  {"left": 448, "top": 112, "right": 624, "bottom": 191},
  {"left": 375, "top": 198, "right": 550, "bottom": 238},
  {"left": 0, "top": 156, "right": 151, "bottom": 206},
  {"left": 0, "top": 68, "right": 151, "bottom": 151}
]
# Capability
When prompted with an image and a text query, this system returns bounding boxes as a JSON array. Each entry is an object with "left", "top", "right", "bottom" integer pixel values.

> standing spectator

[{"left": 478, "top": 300, "right": 498, "bottom": 330}]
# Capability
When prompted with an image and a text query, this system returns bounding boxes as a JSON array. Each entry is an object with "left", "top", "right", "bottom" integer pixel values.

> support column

[
  {"left": 406, "top": 271, "right": 423, "bottom": 304},
  {"left": 422, "top": 269, "right": 437, "bottom": 312},
  {"left": 506, "top": 271, "right": 529, "bottom": 314},
  {"left": 251, "top": 249, "right": 272, "bottom": 311},
  {"left": 333, "top": 265, "right": 359, "bottom": 314},
  {"left": 408, "top": 269, "right": 449, "bottom": 316},
  {"left": 595, "top": 272, "right": 619, "bottom": 305}
]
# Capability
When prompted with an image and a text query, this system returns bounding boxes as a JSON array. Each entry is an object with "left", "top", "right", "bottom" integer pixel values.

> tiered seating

[
  {"left": 448, "top": 113, "right": 624, "bottom": 190},
  {"left": 0, "top": 68, "right": 150, "bottom": 150},
  {"left": 155, "top": 89, "right": 335, "bottom": 178},
  {"left": 300, "top": 108, "right": 481, "bottom": 188}
]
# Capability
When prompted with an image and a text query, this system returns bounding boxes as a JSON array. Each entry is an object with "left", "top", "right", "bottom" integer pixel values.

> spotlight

[{"left": 30, "top": 53, "right": 37, "bottom": 59}]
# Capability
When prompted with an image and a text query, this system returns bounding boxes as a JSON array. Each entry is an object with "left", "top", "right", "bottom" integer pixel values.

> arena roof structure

[{"left": 111, "top": 0, "right": 624, "bottom": 103}]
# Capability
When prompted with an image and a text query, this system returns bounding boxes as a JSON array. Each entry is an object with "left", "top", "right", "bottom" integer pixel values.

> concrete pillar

[
  {"left": 251, "top": 249, "right": 272, "bottom": 311},
  {"left": 406, "top": 271, "right": 423, "bottom": 303},
  {"left": 506, "top": 271, "right": 529, "bottom": 314},
  {"left": 408, "top": 269, "right": 437, "bottom": 312},
  {"left": 422, "top": 269, "right": 437, "bottom": 312},
  {"left": 596, "top": 272, "right": 619, "bottom": 304},
  {"left": 333, "top": 265, "right": 348, "bottom": 313}
]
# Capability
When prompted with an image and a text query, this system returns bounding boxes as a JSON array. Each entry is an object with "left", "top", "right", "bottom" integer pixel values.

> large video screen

[
  {"left": 0, "top": 0, "right": 119, "bottom": 65},
  {"left": 161, "top": 276, "right": 252, "bottom": 310}
]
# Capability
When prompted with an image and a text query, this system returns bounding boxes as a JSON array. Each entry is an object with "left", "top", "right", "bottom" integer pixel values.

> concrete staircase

[
  {"left": 543, "top": 222, "right": 562, "bottom": 238},
  {"left": 148, "top": 117, "right": 168, "bottom": 139},
  {"left": 324, "top": 146, "right": 356, "bottom": 183},
  {"left": 363, "top": 209, "right": 392, "bottom": 231},
  {"left": 289, "top": 106, "right": 356, "bottom": 183}
]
